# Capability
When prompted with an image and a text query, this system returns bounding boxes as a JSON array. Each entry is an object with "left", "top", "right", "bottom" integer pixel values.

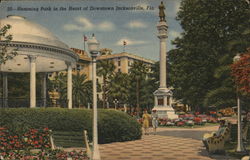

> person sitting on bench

[{"left": 202, "top": 120, "right": 227, "bottom": 149}]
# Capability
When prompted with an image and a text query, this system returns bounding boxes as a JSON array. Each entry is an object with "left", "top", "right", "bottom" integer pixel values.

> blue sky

[{"left": 0, "top": 0, "right": 182, "bottom": 61}]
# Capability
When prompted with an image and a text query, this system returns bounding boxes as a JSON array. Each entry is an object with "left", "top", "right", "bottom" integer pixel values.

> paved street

[{"left": 99, "top": 126, "right": 238, "bottom": 160}]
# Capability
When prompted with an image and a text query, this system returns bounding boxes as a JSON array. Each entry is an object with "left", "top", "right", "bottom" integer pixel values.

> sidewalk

[
  {"left": 65, "top": 126, "right": 239, "bottom": 160},
  {"left": 99, "top": 126, "right": 239, "bottom": 160}
]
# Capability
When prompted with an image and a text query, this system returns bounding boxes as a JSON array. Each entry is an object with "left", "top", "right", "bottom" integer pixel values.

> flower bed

[
  {"left": 0, "top": 149, "right": 88, "bottom": 160},
  {"left": 0, "top": 127, "right": 89, "bottom": 160}
]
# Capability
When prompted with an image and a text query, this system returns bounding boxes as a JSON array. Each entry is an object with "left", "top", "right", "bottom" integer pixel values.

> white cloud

[
  {"left": 127, "top": 20, "right": 147, "bottom": 29},
  {"left": 134, "top": 2, "right": 149, "bottom": 9},
  {"left": 63, "top": 24, "right": 82, "bottom": 31},
  {"left": 169, "top": 30, "right": 181, "bottom": 38},
  {"left": 75, "top": 17, "right": 94, "bottom": 31},
  {"left": 98, "top": 21, "right": 115, "bottom": 31},
  {"left": 116, "top": 37, "right": 148, "bottom": 46},
  {"left": 63, "top": 16, "right": 115, "bottom": 32}
]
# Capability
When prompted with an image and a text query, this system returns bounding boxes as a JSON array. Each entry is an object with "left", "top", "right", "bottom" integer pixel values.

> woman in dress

[
  {"left": 142, "top": 110, "right": 150, "bottom": 135},
  {"left": 151, "top": 110, "right": 158, "bottom": 135}
]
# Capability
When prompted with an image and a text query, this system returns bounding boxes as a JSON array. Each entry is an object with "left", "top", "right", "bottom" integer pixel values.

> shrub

[{"left": 0, "top": 108, "right": 142, "bottom": 145}]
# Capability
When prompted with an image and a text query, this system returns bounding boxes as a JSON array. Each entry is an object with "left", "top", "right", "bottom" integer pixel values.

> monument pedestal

[{"left": 152, "top": 88, "right": 178, "bottom": 119}]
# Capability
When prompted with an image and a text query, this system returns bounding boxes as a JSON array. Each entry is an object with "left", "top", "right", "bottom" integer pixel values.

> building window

[
  {"left": 118, "top": 61, "right": 121, "bottom": 66},
  {"left": 118, "top": 68, "right": 121, "bottom": 72},
  {"left": 167, "top": 97, "right": 170, "bottom": 106}
]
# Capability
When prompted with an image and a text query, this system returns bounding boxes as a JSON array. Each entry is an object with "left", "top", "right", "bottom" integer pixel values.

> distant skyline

[{"left": 0, "top": 0, "right": 183, "bottom": 61}]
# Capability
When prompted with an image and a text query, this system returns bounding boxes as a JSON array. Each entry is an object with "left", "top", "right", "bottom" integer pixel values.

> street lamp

[
  {"left": 87, "top": 34, "right": 101, "bottom": 160},
  {"left": 113, "top": 99, "right": 119, "bottom": 110},
  {"left": 233, "top": 53, "right": 245, "bottom": 152}
]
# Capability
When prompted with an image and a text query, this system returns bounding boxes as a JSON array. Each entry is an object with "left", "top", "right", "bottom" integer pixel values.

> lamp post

[
  {"left": 113, "top": 99, "right": 119, "bottom": 110},
  {"left": 233, "top": 54, "right": 245, "bottom": 152},
  {"left": 87, "top": 34, "right": 101, "bottom": 160}
]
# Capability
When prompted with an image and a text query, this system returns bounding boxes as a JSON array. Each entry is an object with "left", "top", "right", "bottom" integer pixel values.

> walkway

[{"left": 99, "top": 126, "right": 238, "bottom": 160}]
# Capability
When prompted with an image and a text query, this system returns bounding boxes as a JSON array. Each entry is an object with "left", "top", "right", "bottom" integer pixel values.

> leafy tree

[
  {"left": 48, "top": 72, "right": 67, "bottom": 106},
  {"left": 128, "top": 61, "right": 149, "bottom": 113},
  {"left": 203, "top": 55, "right": 236, "bottom": 108},
  {"left": 139, "top": 62, "right": 160, "bottom": 111},
  {"left": 48, "top": 72, "right": 92, "bottom": 108},
  {"left": 169, "top": 0, "right": 250, "bottom": 110},
  {"left": 108, "top": 72, "right": 129, "bottom": 105},
  {"left": 231, "top": 51, "right": 250, "bottom": 95},
  {"left": 72, "top": 72, "right": 92, "bottom": 107},
  {"left": 97, "top": 59, "right": 115, "bottom": 108},
  {"left": 0, "top": 24, "right": 18, "bottom": 64}
]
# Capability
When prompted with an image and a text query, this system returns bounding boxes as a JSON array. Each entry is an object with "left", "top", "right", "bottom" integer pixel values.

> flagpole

[
  {"left": 123, "top": 41, "right": 126, "bottom": 52},
  {"left": 84, "top": 35, "right": 86, "bottom": 51}
]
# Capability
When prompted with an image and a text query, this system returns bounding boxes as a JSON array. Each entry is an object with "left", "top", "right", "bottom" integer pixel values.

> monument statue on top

[
  {"left": 152, "top": 1, "right": 178, "bottom": 119},
  {"left": 159, "top": 1, "right": 166, "bottom": 22}
]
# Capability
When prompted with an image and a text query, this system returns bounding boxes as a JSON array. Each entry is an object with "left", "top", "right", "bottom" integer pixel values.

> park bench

[
  {"left": 203, "top": 121, "right": 250, "bottom": 154},
  {"left": 202, "top": 126, "right": 231, "bottom": 153},
  {"left": 50, "top": 130, "right": 92, "bottom": 158}
]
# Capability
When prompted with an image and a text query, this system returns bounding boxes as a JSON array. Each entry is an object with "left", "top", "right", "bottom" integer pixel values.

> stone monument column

[{"left": 152, "top": 1, "right": 178, "bottom": 119}]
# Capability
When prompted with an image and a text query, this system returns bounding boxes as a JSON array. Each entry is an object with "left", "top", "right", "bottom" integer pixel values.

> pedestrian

[
  {"left": 142, "top": 110, "right": 150, "bottom": 135},
  {"left": 151, "top": 110, "right": 158, "bottom": 135}
]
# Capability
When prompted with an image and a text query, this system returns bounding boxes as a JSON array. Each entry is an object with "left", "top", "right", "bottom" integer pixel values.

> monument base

[
  {"left": 152, "top": 106, "right": 178, "bottom": 119},
  {"left": 153, "top": 88, "right": 178, "bottom": 119}
]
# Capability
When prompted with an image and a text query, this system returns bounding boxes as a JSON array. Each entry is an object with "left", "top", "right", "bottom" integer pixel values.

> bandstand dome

[{"left": 0, "top": 15, "right": 79, "bottom": 72}]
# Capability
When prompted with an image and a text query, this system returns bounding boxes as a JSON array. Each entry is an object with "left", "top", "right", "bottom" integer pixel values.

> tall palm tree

[
  {"left": 72, "top": 72, "right": 92, "bottom": 108},
  {"left": 97, "top": 59, "right": 115, "bottom": 108},
  {"left": 129, "top": 61, "right": 149, "bottom": 114},
  {"left": 108, "top": 72, "right": 129, "bottom": 106}
]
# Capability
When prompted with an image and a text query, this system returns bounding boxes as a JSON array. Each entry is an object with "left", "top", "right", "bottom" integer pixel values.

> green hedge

[{"left": 0, "top": 108, "right": 142, "bottom": 145}]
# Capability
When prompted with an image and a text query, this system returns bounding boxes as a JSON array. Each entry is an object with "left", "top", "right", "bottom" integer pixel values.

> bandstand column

[
  {"left": 67, "top": 63, "right": 72, "bottom": 109},
  {"left": 3, "top": 72, "right": 8, "bottom": 108},
  {"left": 42, "top": 73, "right": 47, "bottom": 107},
  {"left": 29, "top": 56, "right": 36, "bottom": 108}
]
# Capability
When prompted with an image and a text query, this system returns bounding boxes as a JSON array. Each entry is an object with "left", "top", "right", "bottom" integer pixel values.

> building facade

[{"left": 71, "top": 48, "right": 155, "bottom": 101}]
